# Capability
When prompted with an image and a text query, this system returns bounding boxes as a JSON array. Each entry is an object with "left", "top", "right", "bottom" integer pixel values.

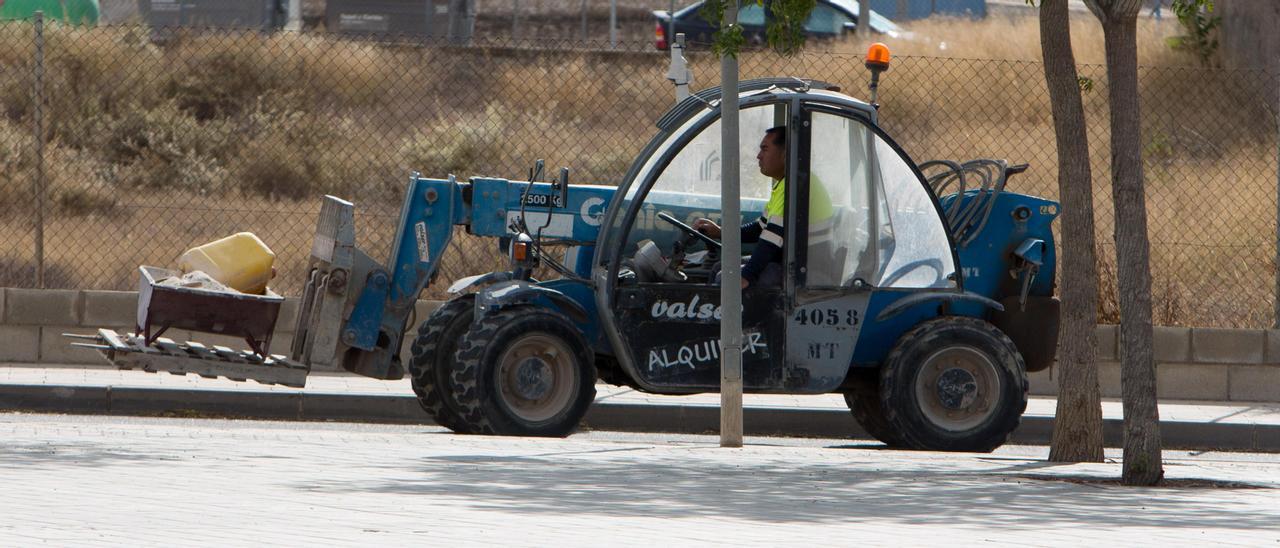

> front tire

[
  {"left": 408, "top": 295, "right": 478, "bottom": 433},
  {"left": 843, "top": 368, "right": 907, "bottom": 447},
  {"left": 880, "top": 316, "right": 1027, "bottom": 452},
  {"left": 452, "top": 307, "right": 597, "bottom": 437}
]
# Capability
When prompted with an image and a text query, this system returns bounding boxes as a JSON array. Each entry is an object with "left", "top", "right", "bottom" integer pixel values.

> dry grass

[
  {"left": 852, "top": 11, "right": 1190, "bottom": 65},
  {"left": 0, "top": 15, "right": 1274, "bottom": 327}
]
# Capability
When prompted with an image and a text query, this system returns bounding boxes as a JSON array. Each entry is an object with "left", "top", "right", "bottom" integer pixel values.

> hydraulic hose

[{"left": 919, "top": 159, "right": 1011, "bottom": 247}]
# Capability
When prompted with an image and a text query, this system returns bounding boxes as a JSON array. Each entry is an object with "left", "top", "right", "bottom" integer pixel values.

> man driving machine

[{"left": 693, "top": 126, "right": 832, "bottom": 289}]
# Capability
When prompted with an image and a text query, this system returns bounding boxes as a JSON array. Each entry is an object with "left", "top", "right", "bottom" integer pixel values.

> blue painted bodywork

[
  {"left": 341, "top": 176, "right": 1057, "bottom": 389},
  {"left": 849, "top": 191, "right": 1059, "bottom": 366}
]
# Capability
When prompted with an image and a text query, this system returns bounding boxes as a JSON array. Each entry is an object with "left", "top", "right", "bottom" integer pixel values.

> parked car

[{"left": 653, "top": 0, "right": 901, "bottom": 50}]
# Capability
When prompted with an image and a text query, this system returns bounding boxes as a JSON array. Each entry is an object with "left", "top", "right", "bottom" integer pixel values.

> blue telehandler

[{"left": 77, "top": 75, "right": 1060, "bottom": 452}]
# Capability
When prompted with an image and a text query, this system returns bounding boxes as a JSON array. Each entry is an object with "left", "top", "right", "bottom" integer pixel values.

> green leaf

[
  {"left": 1168, "top": 0, "right": 1219, "bottom": 65},
  {"left": 698, "top": 0, "right": 814, "bottom": 57},
  {"left": 712, "top": 23, "right": 748, "bottom": 58},
  {"left": 765, "top": 0, "right": 815, "bottom": 55}
]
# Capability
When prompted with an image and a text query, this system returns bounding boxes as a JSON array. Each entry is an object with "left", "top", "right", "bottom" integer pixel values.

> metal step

[{"left": 66, "top": 329, "right": 310, "bottom": 388}]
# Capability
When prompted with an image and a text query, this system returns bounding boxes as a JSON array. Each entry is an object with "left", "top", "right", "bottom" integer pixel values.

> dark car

[{"left": 653, "top": 0, "right": 902, "bottom": 50}]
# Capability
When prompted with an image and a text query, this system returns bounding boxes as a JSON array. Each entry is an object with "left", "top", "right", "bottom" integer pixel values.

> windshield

[{"left": 612, "top": 103, "right": 784, "bottom": 259}]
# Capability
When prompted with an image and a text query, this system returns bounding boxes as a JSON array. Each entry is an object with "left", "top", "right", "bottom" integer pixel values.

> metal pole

[
  {"left": 609, "top": 0, "right": 617, "bottom": 48},
  {"left": 34, "top": 11, "right": 46, "bottom": 289},
  {"left": 667, "top": 33, "right": 692, "bottom": 103},
  {"left": 719, "top": 5, "right": 743, "bottom": 448},
  {"left": 858, "top": 0, "right": 871, "bottom": 37},
  {"left": 447, "top": 0, "right": 457, "bottom": 43},
  {"left": 463, "top": 0, "right": 476, "bottom": 45},
  {"left": 512, "top": 0, "right": 519, "bottom": 40},
  {"left": 285, "top": 0, "right": 302, "bottom": 31},
  {"left": 580, "top": 0, "right": 587, "bottom": 42},
  {"left": 669, "top": 0, "right": 676, "bottom": 46},
  {"left": 1274, "top": 67, "right": 1280, "bottom": 328}
]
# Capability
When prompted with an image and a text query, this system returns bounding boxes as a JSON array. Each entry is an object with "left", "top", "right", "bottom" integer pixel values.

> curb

[{"left": 2, "top": 384, "right": 1277, "bottom": 452}]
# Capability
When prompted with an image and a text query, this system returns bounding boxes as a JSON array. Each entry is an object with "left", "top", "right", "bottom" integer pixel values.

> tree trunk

[
  {"left": 1039, "top": 0, "right": 1105, "bottom": 463},
  {"left": 1100, "top": 10, "right": 1164, "bottom": 486}
]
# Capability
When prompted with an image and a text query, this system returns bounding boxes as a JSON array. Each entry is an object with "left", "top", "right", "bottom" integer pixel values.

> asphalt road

[{"left": 2, "top": 412, "right": 1279, "bottom": 545}]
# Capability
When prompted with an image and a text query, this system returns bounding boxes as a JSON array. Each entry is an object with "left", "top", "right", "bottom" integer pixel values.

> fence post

[
  {"left": 511, "top": 0, "right": 519, "bottom": 40},
  {"left": 447, "top": 0, "right": 474, "bottom": 45},
  {"left": 285, "top": 0, "right": 302, "bottom": 31},
  {"left": 580, "top": 0, "right": 588, "bottom": 42},
  {"left": 609, "top": 0, "right": 617, "bottom": 48},
  {"left": 669, "top": 0, "right": 676, "bottom": 45},
  {"left": 1274, "top": 67, "right": 1280, "bottom": 329},
  {"left": 666, "top": 33, "right": 692, "bottom": 102},
  {"left": 33, "top": 11, "right": 46, "bottom": 289}
]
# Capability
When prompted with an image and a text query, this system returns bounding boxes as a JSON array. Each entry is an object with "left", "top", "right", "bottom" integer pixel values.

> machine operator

[{"left": 692, "top": 126, "right": 833, "bottom": 289}]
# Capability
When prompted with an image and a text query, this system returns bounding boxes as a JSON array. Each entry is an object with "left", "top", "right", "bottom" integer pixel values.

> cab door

[
  {"left": 607, "top": 100, "right": 789, "bottom": 393},
  {"left": 783, "top": 105, "right": 959, "bottom": 392}
]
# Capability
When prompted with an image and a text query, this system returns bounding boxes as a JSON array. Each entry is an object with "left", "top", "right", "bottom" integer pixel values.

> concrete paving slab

[{"left": 2, "top": 413, "right": 1277, "bottom": 545}]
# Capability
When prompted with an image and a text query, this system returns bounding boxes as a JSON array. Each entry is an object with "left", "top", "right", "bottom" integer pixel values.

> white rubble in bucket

[{"left": 156, "top": 270, "right": 241, "bottom": 294}]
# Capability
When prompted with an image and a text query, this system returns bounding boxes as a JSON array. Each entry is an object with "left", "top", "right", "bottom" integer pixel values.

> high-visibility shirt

[{"left": 741, "top": 176, "right": 833, "bottom": 282}]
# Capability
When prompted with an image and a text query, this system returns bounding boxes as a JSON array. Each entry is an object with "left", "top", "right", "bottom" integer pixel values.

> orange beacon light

[
  {"left": 865, "top": 42, "right": 892, "bottom": 107},
  {"left": 866, "top": 42, "right": 892, "bottom": 71}
]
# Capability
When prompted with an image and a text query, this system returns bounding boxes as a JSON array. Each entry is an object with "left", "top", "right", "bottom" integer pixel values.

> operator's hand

[
  {"left": 692, "top": 218, "right": 722, "bottom": 239},
  {"left": 740, "top": 278, "right": 749, "bottom": 290}
]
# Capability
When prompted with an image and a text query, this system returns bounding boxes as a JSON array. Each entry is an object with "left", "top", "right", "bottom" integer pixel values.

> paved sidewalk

[
  {"left": 3, "top": 364, "right": 1280, "bottom": 450},
  {"left": 1, "top": 413, "right": 1278, "bottom": 545}
]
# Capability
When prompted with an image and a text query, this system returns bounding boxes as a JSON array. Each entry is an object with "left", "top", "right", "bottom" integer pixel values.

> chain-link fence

[{"left": 0, "top": 17, "right": 1276, "bottom": 327}]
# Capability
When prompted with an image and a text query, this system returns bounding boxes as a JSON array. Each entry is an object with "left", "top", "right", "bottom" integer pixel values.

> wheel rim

[
  {"left": 913, "top": 345, "right": 1001, "bottom": 433},
  {"left": 495, "top": 333, "right": 578, "bottom": 424}
]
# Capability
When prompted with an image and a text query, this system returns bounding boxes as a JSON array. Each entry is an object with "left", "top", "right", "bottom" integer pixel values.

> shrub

[
  {"left": 399, "top": 117, "right": 502, "bottom": 178},
  {"left": 54, "top": 184, "right": 119, "bottom": 216},
  {"left": 233, "top": 98, "right": 371, "bottom": 200},
  {"left": 89, "top": 102, "right": 231, "bottom": 195},
  {"left": 165, "top": 41, "right": 284, "bottom": 121}
]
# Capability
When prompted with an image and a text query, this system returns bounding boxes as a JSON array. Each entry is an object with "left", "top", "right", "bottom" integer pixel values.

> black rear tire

[
  {"left": 451, "top": 307, "right": 597, "bottom": 437},
  {"left": 880, "top": 316, "right": 1027, "bottom": 452},
  {"left": 843, "top": 368, "right": 907, "bottom": 447},
  {"left": 408, "top": 295, "right": 478, "bottom": 433}
]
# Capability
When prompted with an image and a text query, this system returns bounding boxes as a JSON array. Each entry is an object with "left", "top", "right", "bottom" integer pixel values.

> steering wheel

[
  {"left": 657, "top": 212, "right": 722, "bottom": 251},
  {"left": 877, "top": 258, "right": 947, "bottom": 288}
]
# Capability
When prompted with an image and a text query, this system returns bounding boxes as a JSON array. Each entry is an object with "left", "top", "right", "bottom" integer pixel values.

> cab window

[
  {"left": 626, "top": 103, "right": 783, "bottom": 255},
  {"left": 804, "top": 109, "right": 955, "bottom": 290}
]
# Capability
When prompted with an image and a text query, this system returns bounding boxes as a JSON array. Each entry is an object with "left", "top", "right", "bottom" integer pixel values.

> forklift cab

[{"left": 595, "top": 81, "right": 959, "bottom": 394}]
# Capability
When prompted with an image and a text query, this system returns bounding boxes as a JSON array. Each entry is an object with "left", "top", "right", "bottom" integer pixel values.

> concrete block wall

[
  {"left": 2, "top": 289, "right": 1278, "bottom": 402},
  {"left": 1027, "top": 324, "right": 1280, "bottom": 403},
  {"left": 0, "top": 288, "right": 441, "bottom": 373}
]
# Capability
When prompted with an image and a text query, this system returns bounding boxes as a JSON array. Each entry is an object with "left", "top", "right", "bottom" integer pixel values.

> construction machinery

[{"left": 74, "top": 65, "right": 1060, "bottom": 452}]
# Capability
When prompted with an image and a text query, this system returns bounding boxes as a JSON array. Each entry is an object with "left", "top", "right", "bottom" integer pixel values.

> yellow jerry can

[{"left": 178, "top": 232, "right": 276, "bottom": 294}]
